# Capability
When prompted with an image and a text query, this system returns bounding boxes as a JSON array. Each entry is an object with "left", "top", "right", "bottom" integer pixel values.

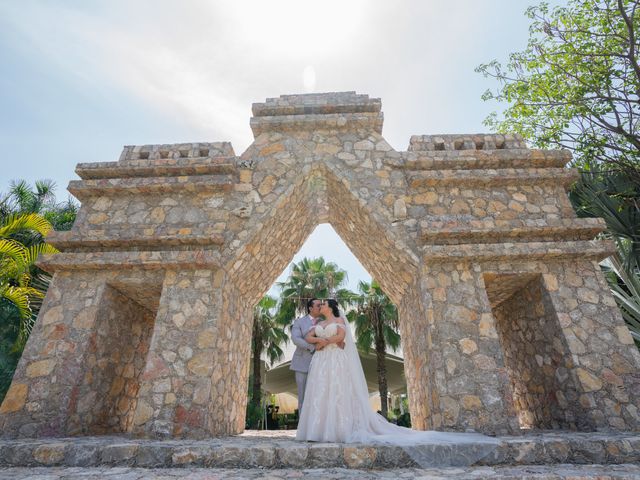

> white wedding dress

[{"left": 295, "top": 319, "right": 500, "bottom": 463}]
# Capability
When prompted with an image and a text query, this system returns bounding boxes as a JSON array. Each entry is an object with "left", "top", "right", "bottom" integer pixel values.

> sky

[{"left": 0, "top": 0, "right": 562, "bottom": 293}]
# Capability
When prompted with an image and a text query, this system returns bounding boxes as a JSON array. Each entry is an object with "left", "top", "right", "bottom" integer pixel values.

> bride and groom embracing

[{"left": 290, "top": 298, "right": 500, "bottom": 447}]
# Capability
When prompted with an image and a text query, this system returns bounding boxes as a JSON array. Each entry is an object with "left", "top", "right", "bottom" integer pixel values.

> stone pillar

[
  {"left": 397, "top": 281, "right": 437, "bottom": 431},
  {"left": 130, "top": 269, "right": 251, "bottom": 438},
  {"left": 542, "top": 261, "right": 640, "bottom": 430},
  {"left": 422, "top": 263, "right": 520, "bottom": 435},
  {"left": 0, "top": 272, "right": 110, "bottom": 437}
]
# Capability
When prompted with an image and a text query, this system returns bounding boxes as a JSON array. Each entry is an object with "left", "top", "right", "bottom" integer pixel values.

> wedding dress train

[{"left": 295, "top": 321, "right": 500, "bottom": 465}]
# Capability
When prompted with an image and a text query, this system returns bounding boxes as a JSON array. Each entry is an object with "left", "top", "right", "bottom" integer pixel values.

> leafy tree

[
  {"left": 477, "top": 0, "right": 640, "bottom": 346},
  {"left": 276, "top": 257, "right": 352, "bottom": 325},
  {"left": 476, "top": 0, "right": 640, "bottom": 181},
  {"left": 346, "top": 280, "right": 401, "bottom": 419},
  {"left": 248, "top": 295, "right": 288, "bottom": 427}
]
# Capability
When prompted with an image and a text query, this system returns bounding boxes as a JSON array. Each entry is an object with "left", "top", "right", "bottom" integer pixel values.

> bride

[{"left": 296, "top": 299, "right": 499, "bottom": 448}]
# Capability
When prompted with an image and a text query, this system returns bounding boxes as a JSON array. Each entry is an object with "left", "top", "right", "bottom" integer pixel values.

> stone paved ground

[{"left": 1, "top": 464, "right": 640, "bottom": 479}]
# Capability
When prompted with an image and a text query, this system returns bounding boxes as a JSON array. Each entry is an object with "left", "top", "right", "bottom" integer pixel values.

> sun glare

[
  {"left": 303, "top": 66, "right": 316, "bottom": 92},
  {"left": 226, "top": 0, "right": 365, "bottom": 56}
]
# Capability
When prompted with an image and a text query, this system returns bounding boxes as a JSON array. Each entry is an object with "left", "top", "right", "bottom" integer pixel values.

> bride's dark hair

[{"left": 326, "top": 299, "right": 341, "bottom": 317}]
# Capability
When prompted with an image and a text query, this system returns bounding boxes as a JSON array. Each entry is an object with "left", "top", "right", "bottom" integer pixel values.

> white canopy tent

[{"left": 257, "top": 351, "right": 407, "bottom": 414}]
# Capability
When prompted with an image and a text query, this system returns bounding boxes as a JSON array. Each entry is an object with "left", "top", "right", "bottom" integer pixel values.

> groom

[{"left": 290, "top": 298, "right": 327, "bottom": 413}]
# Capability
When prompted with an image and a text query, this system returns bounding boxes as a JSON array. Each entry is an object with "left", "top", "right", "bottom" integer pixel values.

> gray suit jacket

[{"left": 289, "top": 314, "right": 316, "bottom": 373}]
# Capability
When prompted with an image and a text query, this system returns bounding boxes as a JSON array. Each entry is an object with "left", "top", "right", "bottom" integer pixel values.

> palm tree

[
  {"left": 0, "top": 213, "right": 57, "bottom": 341},
  {"left": 347, "top": 280, "right": 401, "bottom": 419},
  {"left": 276, "top": 257, "right": 352, "bottom": 325},
  {"left": 0, "top": 180, "right": 77, "bottom": 342},
  {"left": 0, "top": 179, "right": 78, "bottom": 232},
  {"left": 249, "top": 295, "right": 288, "bottom": 426},
  {"left": 570, "top": 167, "right": 640, "bottom": 345}
]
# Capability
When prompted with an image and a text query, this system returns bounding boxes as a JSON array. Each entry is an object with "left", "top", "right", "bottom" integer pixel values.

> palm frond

[
  {"left": 0, "top": 238, "right": 28, "bottom": 272},
  {"left": 0, "top": 283, "right": 32, "bottom": 319},
  {"left": 24, "top": 242, "right": 58, "bottom": 264},
  {"left": 602, "top": 255, "right": 640, "bottom": 342},
  {"left": 0, "top": 213, "right": 54, "bottom": 238}
]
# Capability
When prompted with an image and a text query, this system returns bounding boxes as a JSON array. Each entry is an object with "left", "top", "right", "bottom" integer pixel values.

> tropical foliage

[
  {"left": 0, "top": 180, "right": 76, "bottom": 402},
  {"left": 1, "top": 180, "right": 78, "bottom": 231},
  {"left": 248, "top": 295, "right": 288, "bottom": 428},
  {"left": 571, "top": 168, "right": 640, "bottom": 344},
  {"left": 347, "top": 280, "right": 401, "bottom": 419},
  {"left": 275, "top": 257, "right": 352, "bottom": 325}
]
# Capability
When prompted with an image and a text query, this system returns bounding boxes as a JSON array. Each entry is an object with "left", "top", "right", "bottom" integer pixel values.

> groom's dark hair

[{"left": 306, "top": 298, "right": 319, "bottom": 314}]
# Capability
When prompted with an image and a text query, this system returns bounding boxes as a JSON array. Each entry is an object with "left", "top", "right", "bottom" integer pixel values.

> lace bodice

[{"left": 313, "top": 322, "right": 343, "bottom": 350}]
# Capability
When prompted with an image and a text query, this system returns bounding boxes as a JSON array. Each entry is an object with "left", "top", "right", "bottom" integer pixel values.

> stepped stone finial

[
  {"left": 409, "top": 134, "right": 527, "bottom": 152},
  {"left": 250, "top": 91, "right": 383, "bottom": 137}
]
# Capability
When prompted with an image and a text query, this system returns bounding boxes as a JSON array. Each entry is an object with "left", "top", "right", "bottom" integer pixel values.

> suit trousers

[{"left": 295, "top": 371, "right": 308, "bottom": 414}]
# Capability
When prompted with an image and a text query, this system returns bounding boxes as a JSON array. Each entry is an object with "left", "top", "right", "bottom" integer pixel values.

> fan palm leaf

[
  {"left": 276, "top": 257, "right": 351, "bottom": 323},
  {"left": 602, "top": 254, "right": 640, "bottom": 344},
  {"left": 346, "top": 279, "right": 400, "bottom": 418}
]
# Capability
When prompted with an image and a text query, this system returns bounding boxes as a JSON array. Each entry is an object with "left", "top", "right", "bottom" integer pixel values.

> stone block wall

[
  {"left": 490, "top": 274, "right": 584, "bottom": 429},
  {"left": 0, "top": 270, "right": 161, "bottom": 437},
  {"left": 68, "top": 285, "right": 156, "bottom": 435},
  {"left": 419, "top": 262, "right": 520, "bottom": 435},
  {"left": 1, "top": 92, "right": 638, "bottom": 438}
]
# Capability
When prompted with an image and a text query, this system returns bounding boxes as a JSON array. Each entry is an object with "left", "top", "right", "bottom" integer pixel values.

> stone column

[
  {"left": 0, "top": 271, "right": 110, "bottom": 438},
  {"left": 130, "top": 269, "right": 251, "bottom": 438},
  {"left": 542, "top": 260, "right": 640, "bottom": 430},
  {"left": 422, "top": 263, "right": 520, "bottom": 435},
  {"left": 396, "top": 281, "right": 437, "bottom": 431}
]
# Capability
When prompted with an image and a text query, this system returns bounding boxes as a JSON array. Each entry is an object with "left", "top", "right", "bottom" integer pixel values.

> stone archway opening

[
  {"left": 248, "top": 219, "right": 414, "bottom": 429},
  {"left": 221, "top": 162, "right": 423, "bottom": 433}
]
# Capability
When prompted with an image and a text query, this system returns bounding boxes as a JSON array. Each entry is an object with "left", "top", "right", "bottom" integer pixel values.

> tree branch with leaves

[{"left": 476, "top": 0, "right": 640, "bottom": 182}]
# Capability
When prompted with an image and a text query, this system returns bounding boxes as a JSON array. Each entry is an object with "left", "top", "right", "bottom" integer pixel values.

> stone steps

[
  {"left": 1, "top": 432, "right": 639, "bottom": 470},
  {"left": 250, "top": 92, "right": 384, "bottom": 136}
]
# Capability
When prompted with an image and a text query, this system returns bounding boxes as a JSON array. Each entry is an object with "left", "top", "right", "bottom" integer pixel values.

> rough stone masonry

[{"left": 1, "top": 92, "right": 639, "bottom": 439}]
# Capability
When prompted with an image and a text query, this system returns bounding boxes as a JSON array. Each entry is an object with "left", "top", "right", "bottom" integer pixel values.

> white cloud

[{"left": 0, "top": 1, "right": 538, "bottom": 154}]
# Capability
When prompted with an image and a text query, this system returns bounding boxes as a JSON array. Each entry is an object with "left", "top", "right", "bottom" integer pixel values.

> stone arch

[{"left": 1, "top": 92, "right": 639, "bottom": 439}]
